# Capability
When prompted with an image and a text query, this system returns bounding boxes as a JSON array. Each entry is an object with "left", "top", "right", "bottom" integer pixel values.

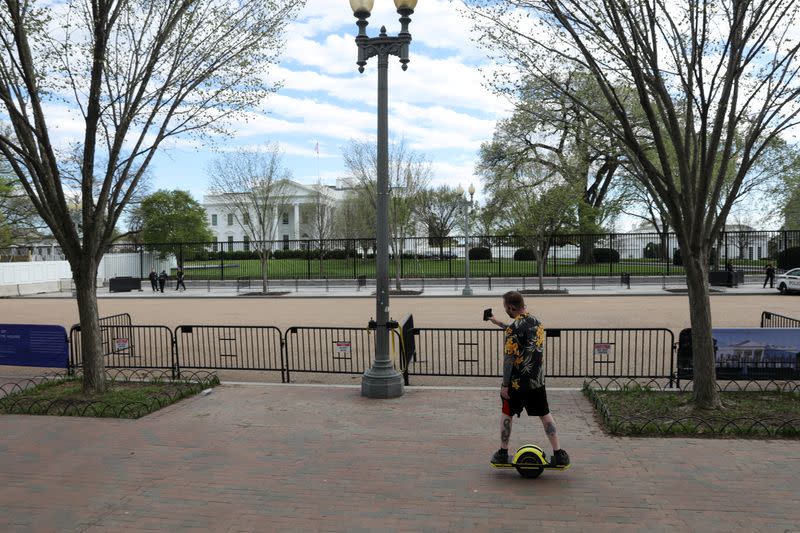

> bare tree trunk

[
  {"left": 577, "top": 235, "right": 596, "bottom": 264},
  {"left": 392, "top": 236, "right": 403, "bottom": 291},
  {"left": 658, "top": 229, "right": 669, "bottom": 261},
  {"left": 684, "top": 248, "right": 721, "bottom": 409},
  {"left": 537, "top": 251, "right": 545, "bottom": 291},
  {"left": 260, "top": 254, "right": 269, "bottom": 293},
  {"left": 394, "top": 253, "right": 402, "bottom": 291},
  {"left": 74, "top": 259, "right": 106, "bottom": 393}
]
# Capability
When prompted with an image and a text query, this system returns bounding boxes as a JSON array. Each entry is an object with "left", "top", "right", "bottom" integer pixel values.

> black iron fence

[
  {"left": 761, "top": 311, "right": 800, "bottom": 328},
  {"left": 9, "top": 229, "right": 798, "bottom": 280}
]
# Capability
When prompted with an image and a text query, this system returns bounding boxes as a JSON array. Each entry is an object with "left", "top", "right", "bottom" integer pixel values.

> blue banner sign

[{"left": 0, "top": 324, "right": 68, "bottom": 368}]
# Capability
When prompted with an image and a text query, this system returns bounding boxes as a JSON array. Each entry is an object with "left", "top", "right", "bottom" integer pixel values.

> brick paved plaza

[
  {"left": 1, "top": 293, "right": 800, "bottom": 531},
  {"left": 1, "top": 385, "right": 799, "bottom": 532}
]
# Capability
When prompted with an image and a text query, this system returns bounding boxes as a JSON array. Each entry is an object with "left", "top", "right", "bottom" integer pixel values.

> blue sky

[{"left": 148, "top": 0, "right": 511, "bottom": 208}]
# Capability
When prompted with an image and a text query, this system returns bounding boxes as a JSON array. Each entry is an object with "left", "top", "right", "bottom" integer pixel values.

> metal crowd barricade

[
  {"left": 174, "top": 325, "right": 284, "bottom": 380},
  {"left": 65, "top": 315, "right": 674, "bottom": 385},
  {"left": 761, "top": 311, "right": 800, "bottom": 328},
  {"left": 283, "top": 326, "right": 405, "bottom": 382},
  {"left": 69, "top": 324, "right": 176, "bottom": 376},
  {"left": 409, "top": 328, "right": 503, "bottom": 378},
  {"left": 408, "top": 327, "right": 675, "bottom": 382},
  {"left": 545, "top": 328, "right": 674, "bottom": 380}
]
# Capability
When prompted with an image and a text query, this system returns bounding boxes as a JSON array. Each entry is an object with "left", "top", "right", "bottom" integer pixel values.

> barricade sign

[
  {"left": 113, "top": 337, "right": 131, "bottom": 351},
  {"left": 593, "top": 342, "right": 614, "bottom": 363},
  {"left": 335, "top": 341, "right": 352, "bottom": 356},
  {"left": 0, "top": 324, "right": 68, "bottom": 368}
]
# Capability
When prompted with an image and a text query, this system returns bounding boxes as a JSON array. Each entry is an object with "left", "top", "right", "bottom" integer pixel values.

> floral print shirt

[{"left": 502, "top": 312, "right": 545, "bottom": 391}]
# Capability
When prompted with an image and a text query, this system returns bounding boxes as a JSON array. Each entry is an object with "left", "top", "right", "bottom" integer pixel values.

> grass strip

[
  {"left": 0, "top": 375, "right": 219, "bottom": 419},
  {"left": 584, "top": 384, "right": 800, "bottom": 438}
]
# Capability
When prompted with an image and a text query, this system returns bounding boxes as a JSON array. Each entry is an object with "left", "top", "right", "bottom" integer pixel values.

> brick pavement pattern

[{"left": 2, "top": 385, "right": 799, "bottom": 532}]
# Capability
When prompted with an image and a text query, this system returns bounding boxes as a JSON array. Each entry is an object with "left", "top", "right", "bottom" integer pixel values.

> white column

[
  {"left": 272, "top": 207, "right": 279, "bottom": 242},
  {"left": 293, "top": 203, "right": 300, "bottom": 241}
]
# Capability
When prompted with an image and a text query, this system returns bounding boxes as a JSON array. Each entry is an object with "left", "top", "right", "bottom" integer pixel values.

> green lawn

[{"left": 178, "top": 257, "right": 700, "bottom": 280}]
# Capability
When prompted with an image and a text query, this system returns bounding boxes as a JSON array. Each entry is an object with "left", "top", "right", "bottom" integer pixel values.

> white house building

[
  {"left": 625, "top": 222, "right": 774, "bottom": 260},
  {"left": 202, "top": 179, "right": 350, "bottom": 251}
]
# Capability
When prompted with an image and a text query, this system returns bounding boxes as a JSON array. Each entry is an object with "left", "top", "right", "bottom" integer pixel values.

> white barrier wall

[
  {"left": 0, "top": 252, "right": 176, "bottom": 291},
  {"left": 0, "top": 260, "right": 72, "bottom": 284},
  {"left": 98, "top": 252, "right": 174, "bottom": 280}
]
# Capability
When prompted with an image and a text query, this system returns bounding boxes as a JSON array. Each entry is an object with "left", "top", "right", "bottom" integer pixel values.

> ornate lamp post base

[
  {"left": 361, "top": 361, "right": 404, "bottom": 398},
  {"left": 462, "top": 286, "right": 473, "bottom": 296}
]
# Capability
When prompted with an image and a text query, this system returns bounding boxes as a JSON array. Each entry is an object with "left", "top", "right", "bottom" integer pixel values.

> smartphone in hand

[{"left": 483, "top": 308, "right": 492, "bottom": 321}]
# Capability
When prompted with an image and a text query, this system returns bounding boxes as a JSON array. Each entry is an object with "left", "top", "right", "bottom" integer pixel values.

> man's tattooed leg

[
  {"left": 540, "top": 413, "right": 560, "bottom": 451},
  {"left": 500, "top": 415, "right": 512, "bottom": 448}
]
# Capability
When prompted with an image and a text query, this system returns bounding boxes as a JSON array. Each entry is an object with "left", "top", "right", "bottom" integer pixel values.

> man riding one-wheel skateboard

[{"left": 487, "top": 291, "right": 570, "bottom": 476}]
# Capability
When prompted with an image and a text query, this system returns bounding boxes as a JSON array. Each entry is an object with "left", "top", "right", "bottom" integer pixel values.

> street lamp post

[
  {"left": 350, "top": 0, "right": 417, "bottom": 399},
  {"left": 457, "top": 183, "right": 475, "bottom": 296}
]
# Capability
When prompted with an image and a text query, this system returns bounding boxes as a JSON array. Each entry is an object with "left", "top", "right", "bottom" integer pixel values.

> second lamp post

[{"left": 457, "top": 183, "right": 476, "bottom": 296}]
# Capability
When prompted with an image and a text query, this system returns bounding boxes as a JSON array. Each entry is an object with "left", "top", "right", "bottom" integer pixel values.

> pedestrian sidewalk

[
  {"left": 1, "top": 384, "right": 798, "bottom": 532},
  {"left": 26, "top": 278, "right": 783, "bottom": 299}
]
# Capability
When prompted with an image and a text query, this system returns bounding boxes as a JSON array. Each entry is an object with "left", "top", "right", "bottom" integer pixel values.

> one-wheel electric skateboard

[{"left": 490, "top": 444, "right": 571, "bottom": 478}]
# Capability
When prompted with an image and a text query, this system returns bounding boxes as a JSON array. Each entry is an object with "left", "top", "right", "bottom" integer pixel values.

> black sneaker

[
  {"left": 490, "top": 448, "right": 509, "bottom": 465},
  {"left": 551, "top": 449, "right": 570, "bottom": 466}
]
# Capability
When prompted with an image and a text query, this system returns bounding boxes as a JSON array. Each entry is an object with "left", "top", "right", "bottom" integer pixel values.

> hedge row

[
  {"left": 512, "top": 247, "right": 620, "bottom": 263},
  {"left": 183, "top": 249, "right": 363, "bottom": 261},
  {"left": 777, "top": 246, "right": 800, "bottom": 270}
]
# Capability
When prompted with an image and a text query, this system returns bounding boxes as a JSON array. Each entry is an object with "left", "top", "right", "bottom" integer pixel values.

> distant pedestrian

[
  {"left": 158, "top": 270, "right": 167, "bottom": 293},
  {"left": 175, "top": 268, "right": 186, "bottom": 291},
  {"left": 148, "top": 269, "right": 158, "bottom": 292},
  {"left": 764, "top": 263, "right": 775, "bottom": 289}
]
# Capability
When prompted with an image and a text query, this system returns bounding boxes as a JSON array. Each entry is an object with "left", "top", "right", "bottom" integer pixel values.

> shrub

[
  {"left": 469, "top": 246, "right": 491, "bottom": 260},
  {"left": 673, "top": 247, "right": 717, "bottom": 266},
  {"left": 643, "top": 242, "right": 659, "bottom": 259},
  {"left": 272, "top": 249, "right": 307, "bottom": 259},
  {"left": 592, "top": 248, "right": 620, "bottom": 263},
  {"left": 777, "top": 246, "right": 800, "bottom": 270},
  {"left": 513, "top": 248, "right": 535, "bottom": 261}
]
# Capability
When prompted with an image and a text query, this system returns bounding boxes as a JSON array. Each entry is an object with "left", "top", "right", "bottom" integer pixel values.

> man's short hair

[{"left": 503, "top": 291, "right": 525, "bottom": 309}]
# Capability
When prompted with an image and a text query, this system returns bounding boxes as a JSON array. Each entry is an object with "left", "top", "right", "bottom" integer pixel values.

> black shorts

[{"left": 502, "top": 385, "right": 550, "bottom": 417}]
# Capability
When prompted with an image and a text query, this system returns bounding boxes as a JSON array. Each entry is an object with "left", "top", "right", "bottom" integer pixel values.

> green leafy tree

[
  {"left": 0, "top": 0, "right": 304, "bottom": 392},
  {"left": 466, "top": 0, "right": 800, "bottom": 409},
  {"left": 784, "top": 189, "right": 800, "bottom": 230},
  {"left": 482, "top": 152, "right": 579, "bottom": 289},
  {"left": 1, "top": 142, "right": 43, "bottom": 245},
  {"left": 477, "top": 72, "right": 625, "bottom": 263},
  {"left": 138, "top": 190, "right": 213, "bottom": 248}
]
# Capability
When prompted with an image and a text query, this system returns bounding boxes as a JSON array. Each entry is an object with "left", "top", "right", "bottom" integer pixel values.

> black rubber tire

[
  {"left": 779, "top": 283, "right": 788, "bottom": 294},
  {"left": 514, "top": 450, "right": 545, "bottom": 479}
]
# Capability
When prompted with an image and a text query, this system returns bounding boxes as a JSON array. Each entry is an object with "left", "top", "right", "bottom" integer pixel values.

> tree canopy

[
  {"left": 465, "top": 0, "right": 800, "bottom": 409},
  {"left": 137, "top": 190, "right": 213, "bottom": 245},
  {"left": 0, "top": 0, "right": 304, "bottom": 392}
]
